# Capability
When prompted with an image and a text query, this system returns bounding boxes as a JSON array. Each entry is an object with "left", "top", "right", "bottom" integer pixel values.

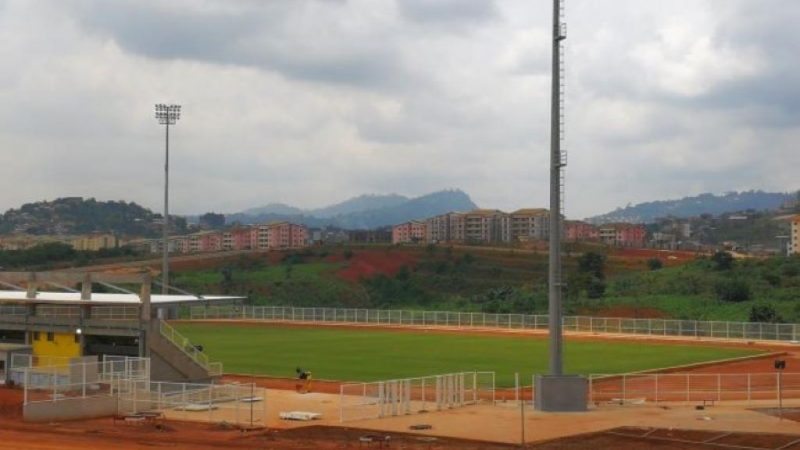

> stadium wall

[{"left": 23, "top": 395, "right": 117, "bottom": 422}]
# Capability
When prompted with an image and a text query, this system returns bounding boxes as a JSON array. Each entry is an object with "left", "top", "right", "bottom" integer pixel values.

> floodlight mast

[
  {"left": 548, "top": 0, "right": 566, "bottom": 377},
  {"left": 154, "top": 104, "right": 181, "bottom": 295}
]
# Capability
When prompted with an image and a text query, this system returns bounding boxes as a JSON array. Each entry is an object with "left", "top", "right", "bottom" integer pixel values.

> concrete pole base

[{"left": 534, "top": 375, "right": 588, "bottom": 412}]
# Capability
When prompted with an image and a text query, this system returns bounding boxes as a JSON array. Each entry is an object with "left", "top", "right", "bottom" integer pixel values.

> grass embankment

[
  {"left": 176, "top": 323, "right": 761, "bottom": 387},
  {"left": 171, "top": 246, "right": 800, "bottom": 322}
]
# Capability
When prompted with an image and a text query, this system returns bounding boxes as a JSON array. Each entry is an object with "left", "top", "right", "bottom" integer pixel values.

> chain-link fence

[
  {"left": 189, "top": 305, "right": 800, "bottom": 343},
  {"left": 339, "top": 371, "right": 495, "bottom": 422}
]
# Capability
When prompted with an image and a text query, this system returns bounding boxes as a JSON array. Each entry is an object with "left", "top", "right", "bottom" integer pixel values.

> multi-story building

[
  {"left": 392, "top": 221, "right": 426, "bottom": 244},
  {"left": 564, "top": 220, "right": 598, "bottom": 242},
  {"left": 222, "top": 227, "right": 253, "bottom": 251},
  {"left": 464, "top": 209, "right": 506, "bottom": 244},
  {"left": 425, "top": 214, "right": 451, "bottom": 243},
  {"left": 69, "top": 234, "right": 118, "bottom": 251},
  {"left": 598, "top": 223, "right": 647, "bottom": 248},
  {"left": 448, "top": 213, "right": 466, "bottom": 242},
  {"left": 508, "top": 209, "right": 550, "bottom": 242},
  {"left": 791, "top": 215, "right": 800, "bottom": 255}
]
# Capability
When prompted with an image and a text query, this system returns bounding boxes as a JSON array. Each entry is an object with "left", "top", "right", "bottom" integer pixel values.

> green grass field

[{"left": 175, "top": 323, "right": 762, "bottom": 387}]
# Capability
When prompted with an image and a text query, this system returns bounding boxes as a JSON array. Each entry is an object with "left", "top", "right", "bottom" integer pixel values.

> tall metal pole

[
  {"left": 155, "top": 104, "right": 180, "bottom": 295},
  {"left": 163, "top": 121, "right": 169, "bottom": 295},
  {"left": 548, "top": 0, "right": 565, "bottom": 377}
]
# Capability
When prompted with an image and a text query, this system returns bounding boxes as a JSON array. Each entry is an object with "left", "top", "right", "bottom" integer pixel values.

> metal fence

[
  {"left": 189, "top": 305, "right": 800, "bottom": 343},
  {"left": 118, "top": 380, "right": 265, "bottom": 426},
  {"left": 588, "top": 372, "right": 800, "bottom": 405},
  {"left": 339, "top": 371, "right": 495, "bottom": 422},
  {"left": 22, "top": 355, "right": 150, "bottom": 405},
  {"left": 159, "top": 320, "right": 223, "bottom": 376}
]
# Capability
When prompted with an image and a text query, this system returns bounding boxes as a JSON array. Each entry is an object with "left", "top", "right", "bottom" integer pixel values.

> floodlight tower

[
  {"left": 534, "top": 0, "right": 587, "bottom": 412},
  {"left": 155, "top": 104, "right": 181, "bottom": 295}
]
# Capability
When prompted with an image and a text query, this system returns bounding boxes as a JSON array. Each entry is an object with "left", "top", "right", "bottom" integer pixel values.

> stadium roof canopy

[{"left": 0, "top": 291, "right": 243, "bottom": 306}]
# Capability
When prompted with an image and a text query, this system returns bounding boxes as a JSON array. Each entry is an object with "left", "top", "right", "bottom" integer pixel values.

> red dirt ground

[
  {"left": 531, "top": 427, "right": 800, "bottom": 450},
  {"left": 610, "top": 248, "right": 699, "bottom": 262},
  {"left": 336, "top": 250, "right": 419, "bottom": 282},
  {"left": 0, "top": 391, "right": 515, "bottom": 450}
]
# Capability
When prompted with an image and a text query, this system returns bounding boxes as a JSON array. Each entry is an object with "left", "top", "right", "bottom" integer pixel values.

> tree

[
  {"left": 199, "top": 212, "right": 226, "bottom": 229},
  {"left": 711, "top": 251, "right": 734, "bottom": 271},
  {"left": 586, "top": 277, "right": 606, "bottom": 299},
  {"left": 749, "top": 304, "right": 783, "bottom": 323},
  {"left": 647, "top": 258, "right": 663, "bottom": 271},
  {"left": 578, "top": 252, "right": 606, "bottom": 279},
  {"left": 576, "top": 252, "right": 606, "bottom": 299},
  {"left": 714, "top": 279, "right": 751, "bottom": 302}
]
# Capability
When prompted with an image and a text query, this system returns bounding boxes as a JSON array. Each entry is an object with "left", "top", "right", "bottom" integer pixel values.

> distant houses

[
  {"left": 135, "top": 221, "right": 309, "bottom": 254},
  {"left": 391, "top": 209, "right": 648, "bottom": 248}
]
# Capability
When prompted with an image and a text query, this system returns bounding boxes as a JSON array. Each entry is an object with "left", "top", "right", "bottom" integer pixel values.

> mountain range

[
  {"left": 225, "top": 189, "right": 478, "bottom": 229},
  {"left": 587, "top": 190, "right": 799, "bottom": 224}
]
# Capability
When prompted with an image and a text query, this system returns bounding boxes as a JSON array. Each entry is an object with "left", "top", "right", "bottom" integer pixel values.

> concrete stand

[{"left": 534, "top": 375, "right": 588, "bottom": 412}]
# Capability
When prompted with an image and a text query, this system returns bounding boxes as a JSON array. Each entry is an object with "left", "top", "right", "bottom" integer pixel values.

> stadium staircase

[{"left": 147, "top": 320, "right": 223, "bottom": 382}]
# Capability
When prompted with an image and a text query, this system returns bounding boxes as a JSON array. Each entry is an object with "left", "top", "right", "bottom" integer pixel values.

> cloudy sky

[{"left": 1, "top": 0, "right": 798, "bottom": 219}]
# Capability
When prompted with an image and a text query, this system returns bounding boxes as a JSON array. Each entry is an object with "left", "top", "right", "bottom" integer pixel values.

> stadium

[{"left": 1, "top": 276, "right": 799, "bottom": 449}]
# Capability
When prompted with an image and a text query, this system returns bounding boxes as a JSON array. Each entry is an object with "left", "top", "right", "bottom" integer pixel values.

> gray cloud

[
  {"left": 396, "top": 0, "right": 499, "bottom": 24},
  {"left": 0, "top": 0, "right": 798, "bottom": 219}
]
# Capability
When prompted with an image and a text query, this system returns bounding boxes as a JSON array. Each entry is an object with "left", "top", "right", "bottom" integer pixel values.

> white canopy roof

[{"left": 0, "top": 290, "right": 243, "bottom": 306}]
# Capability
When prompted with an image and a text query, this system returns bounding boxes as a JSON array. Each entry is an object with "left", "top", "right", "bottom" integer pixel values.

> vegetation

[
  {"left": 171, "top": 245, "right": 800, "bottom": 323},
  {"left": 176, "top": 323, "right": 760, "bottom": 387},
  {"left": 0, "top": 197, "right": 186, "bottom": 237},
  {"left": 0, "top": 242, "right": 138, "bottom": 270}
]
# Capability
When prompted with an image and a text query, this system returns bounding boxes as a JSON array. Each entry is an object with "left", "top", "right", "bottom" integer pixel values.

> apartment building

[
  {"left": 792, "top": 215, "right": 800, "bottom": 255},
  {"left": 564, "top": 220, "right": 598, "bottom": 242},
  {"left": 392, "top": 221, "right": 426, "bottom": 244},
  {"left": 508, "top": 209, "right": 549, "bottom": 242},
  {"left": 425, "top": 214, "right": 451, "bottom": 243},
  {"left": 222, "top": 227, "right": 252, "bottom": 251},
  {"left": 598, "top": 223, "right": 646, "bottom": 247},
  {"left": 464, "top": 209, "right": 507, "bottom": 244},
  {"left": 69, "top": 234, "right": 118, "bottom": 251},
  {"left": 146, "top": 221, "right": 309, "bottom": 255}
]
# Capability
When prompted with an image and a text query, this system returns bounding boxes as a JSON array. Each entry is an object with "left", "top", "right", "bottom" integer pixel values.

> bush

[
  {"left": 343, "top": 249, "right": 354, "bottom": 260},
  {"left": 714, "top": 279, "right": 751, "bottom": 302},
  {"left": 749, "top": 304, "right": 783, "bottom": 323},
  {"left": 711, "top": 251, "right": 734, "bottom": 271},
  {"left": 647, "top": 258, "right": 663, "bottom": 271},
  {"left": 586, "top": 277, "right": 606, "bottom": 299}
]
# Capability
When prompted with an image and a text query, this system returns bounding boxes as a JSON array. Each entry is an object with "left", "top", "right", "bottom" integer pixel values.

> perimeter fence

[
  {"left": 587, "top": 372, "right": 800, "bottom": 405},
  {"left": 339, "top": 371, "right": 495, "bottom": 422},
  {"left": 22, "top": 355, "right": 150, "bottom": 405},
  {"left": 118, "top": 380, "right": 266, "bottom": 426},
  {"left": 188, "top": 305, "right": 800, "bottom": 343}
]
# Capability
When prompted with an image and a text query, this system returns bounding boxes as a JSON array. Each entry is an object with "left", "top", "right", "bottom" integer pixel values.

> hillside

[
  {"left": 0, "top": 197, "right": 187, "bottom": 237},
  {"left": 170, "top": 245, "right": 800, "bottom": 323},
  {"left": 226, "top": 189, "right": 477, "bottom": 229},
  {"left": 589, "top": 190, "right": 798, "bottom": 224}
]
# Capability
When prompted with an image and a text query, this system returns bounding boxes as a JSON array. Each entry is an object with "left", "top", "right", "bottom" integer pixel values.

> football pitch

[{"left": 175, "top": 323, "right": 762, "bottom": 387}]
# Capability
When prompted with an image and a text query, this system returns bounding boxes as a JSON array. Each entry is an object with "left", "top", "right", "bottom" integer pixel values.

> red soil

[
  {"left": 337, "top": 250, "right": 418, "bottom": 282},
  {"left": 0, "top": 388, "right": 513, "bottom": 450}
]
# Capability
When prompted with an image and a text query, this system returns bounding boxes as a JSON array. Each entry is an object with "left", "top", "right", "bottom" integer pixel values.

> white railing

[
  {"left": 22, "top": 356, "right": 149, "bottom": 405},
  {"left": 159, "top": 320, "right": 223, "bottom": 376},
  {"left": 588, "top": 372, "right": 800, "bottom": 405},
  {"left": 188, "top": 305, "right": 800, "bottom": 343},
  {"left": 117, "top": 380, "right": 265, "bottom": 426},
  {"left": 339, "top": 371, "right": 495, "bottom": 422}
]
